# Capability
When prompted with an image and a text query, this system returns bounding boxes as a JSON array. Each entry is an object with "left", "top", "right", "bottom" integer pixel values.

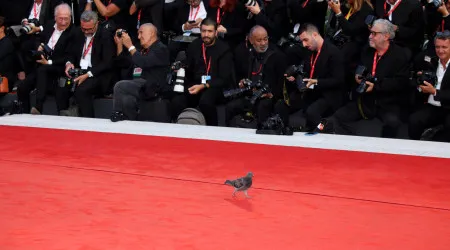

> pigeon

[{"left": 224, "top": 172, "right": 254, "bottom": 198}]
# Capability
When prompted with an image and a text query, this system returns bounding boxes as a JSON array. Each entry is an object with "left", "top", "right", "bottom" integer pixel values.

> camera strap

[
  {"left": 383, "top": 0, "right": 402, "bottom": 18},
  {"left": 309, "top": 49, "right": 321, "bottom": 78},
  {"left": 32, "top": 2, "right": 41, "bottom": 19},
  {"left": 302, "top": 0, "right": 310, "bottom": 8},
  {"left": 190, "top": 6, "right": 200, "bottom": 20},
  {"left": 202, "top": 43, "right": 212, "bottom": 75},
  {"left": 372, "top": 52, "right": 383, "bottom": 76},
  {"left": 82, "top": 37, "right": 95, "bottom": 59},
  {"left": 345, "top": 8, "right": 354, "bottom": 20},
  {"left": 247, "top": 49, "right": 275, "bottom": 80},
  {"left": 216, "top": 8, "right": 225, "bottom": 25}
]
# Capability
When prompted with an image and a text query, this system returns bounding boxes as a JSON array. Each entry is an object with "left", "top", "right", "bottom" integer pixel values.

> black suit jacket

[
  {"left": 65, "top": 27, "right": 115, "bottom": 77},
  {"left": 359, "top": 42, "right": 411, "bottom": 110},
  {"left": 303, "top": 40, "right": 346, "bottom": 110},
  {"left": 374, "top": 0, "right": 424, "bottom": 52},
  {"left": 38, "top": 21, "right": 74, "bottom": 66}
]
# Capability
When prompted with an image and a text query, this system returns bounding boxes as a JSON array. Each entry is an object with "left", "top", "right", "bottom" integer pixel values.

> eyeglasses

[{"left": 369, "top": 31, "right": 383, "bottom": 36}]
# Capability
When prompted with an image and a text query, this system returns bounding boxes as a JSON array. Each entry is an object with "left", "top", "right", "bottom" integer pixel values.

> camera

[
  {"left": 223, "top": 79, "right": 269, "bottom": 104},
  {"left": 20, "top": 18, "right": 40, "bottom": 35},
  {"left": 241, "top": 0, "right": 257, "bottom": 7},
  {"left": 355, "top": 65, "right": 377, "bottom": 94},
  {"left": 256, "top": 114, "right": 293, "bottom": 136},
  {"left": 66, "top": 68, "right": 87, "bottom": 92},
  {"left": 365, "top": 15, "right": 376, "bottom": 27},
  {"left": 30, "top": 43, "right": 53, "bottom": 60},
  {"left": 430, "top": 0, "right": 447, "bottom": 8},
  {"left": 167, "top": 51, "right": 187, "bottom": 93},
  {"left": 277, "top": 33, "right": 301, "bottom": 49},
  {"left": 116, "top": 29, "right": 127, "bottom": 38},
  {"left": 285, "top": 64, "right": 310, "bottom": 91},
  {"left": 416, "top": 71, "right": 437, "bottom": 86}
]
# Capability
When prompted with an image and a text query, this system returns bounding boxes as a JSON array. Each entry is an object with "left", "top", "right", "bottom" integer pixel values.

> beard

[{"left": 202, "top": 36, "right": 215, "bottom": 45}]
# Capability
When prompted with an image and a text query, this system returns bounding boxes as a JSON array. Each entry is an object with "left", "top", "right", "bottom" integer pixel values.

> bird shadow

[{"left": 224, "top": 197, "right": 254, "bottom": 212}]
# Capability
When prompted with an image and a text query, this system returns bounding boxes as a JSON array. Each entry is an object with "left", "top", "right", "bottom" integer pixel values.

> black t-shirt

[{"left": 94, "top": 0, "right": 130, "bottom": 29}]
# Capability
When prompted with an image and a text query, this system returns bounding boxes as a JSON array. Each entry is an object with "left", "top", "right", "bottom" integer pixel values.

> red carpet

[{"left": 0, "top": 125, "right": 449, "bottom": 249}]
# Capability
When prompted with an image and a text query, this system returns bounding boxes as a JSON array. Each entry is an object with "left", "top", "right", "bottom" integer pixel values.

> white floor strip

[{"left": 1, "top": 114, "right": 449, "bottom": 159}]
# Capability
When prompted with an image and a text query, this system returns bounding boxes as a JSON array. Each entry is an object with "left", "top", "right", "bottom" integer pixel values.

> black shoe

[
  {"left": 420, "top": 125, "right": 444, "bottom": 141},
  {"left": 110, "top": 111, "right": 127, "bottom": 122}
]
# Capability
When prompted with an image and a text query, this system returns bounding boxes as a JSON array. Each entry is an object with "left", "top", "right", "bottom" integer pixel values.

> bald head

[
  {"left": 249, "top": 25, "right": 269, "bottom": 53},
  {"left": 138, "top": 23, "right": 158, "bottom": 48}
]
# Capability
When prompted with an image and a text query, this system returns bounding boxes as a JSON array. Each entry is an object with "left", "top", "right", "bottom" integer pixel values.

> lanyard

[
  {"left": 309, "top": 49, "right": 321, "bottom": 78},
  {"left": 251, "top": 63, "right": 263, "bottom": 76},
  {"left": 137, "top": 9, "right": 142, "bottom": 29},
  {"left": 441, "top": 20, "right": 445, "bottom": 32},
  {"left": 216, "top": 8, "right": 225, "bottom": 25},
  {"left": 302, "top": 0, "right": 310, "bottom": 8},
  {"left": 202, "top": 43, "right": 212, "bottom": 75},
  {"left": 190, "top": 6, "right": 200, "bottom": 20},
  {"left": 33, "top": 2, "right": 41, "bottom": 19},
  {"left": 105, "top": 0, "right": 112, "bottom": 20},
  {"left": 372, "top": 52, "right": 383, "bottom": 76},
  {"left": 345, "top": 8, "right": 354, "bottom": 20},
  {"left": 82, "top": 37, "right": 94, "bottom": 59},
  {"left": 384, "top": 0, "right": 401, "bottom": 18}
]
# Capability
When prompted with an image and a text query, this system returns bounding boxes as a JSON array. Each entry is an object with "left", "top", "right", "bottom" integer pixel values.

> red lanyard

[
  {"left": 309, "top": 49, "right": 321, "bottom": 78},
  {"left": 302, "top": 0, "right": 310, "bottom": 8},
  {"left": 441, "top": 20, "right": 445, "bottom": 32},
  {"left": 202, "top": 43, "right": 211, "bottom": 75},
  {"left": 137, "top": 9, "right": 142, "bottom": 28},
  {"left": 372, "top": 52, "right": 383, "bottom": 76},
  {"left": 33, "top": 2, "right": 40, "bottom": 19},
  {"left": 105, "top": 0, "right": 112, "bottom": 20},
  {"left": 190, "top": 6, "right": 200, "bottom": 20},
  {"left": 251, "top": 64, "right": 263, "bottom": 76},
  {"left": 216, "top": 8, "right": 225, "bottom": 25},
  {"left": 82, "top": 37, "right": 94, "bottom": 59},
  {"left": 384, "top": 0, "right": 401, "bottom": 18}
]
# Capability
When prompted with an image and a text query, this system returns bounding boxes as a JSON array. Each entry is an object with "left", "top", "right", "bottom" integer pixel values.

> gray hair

[
  {"left": 140, "top": 23, "right": 158, "bottom": 37},
  {"left": 249, "top": 25, "right": 267, "bottom": 37},
  {"left": 55, "top": 3, "right": 72, "bottom": 17},
  {"left": 80, "top": 10, "right": 98, "bottom": 23},
  {"left": 373, "top": 19, "right": 395, "bottom": 40}
]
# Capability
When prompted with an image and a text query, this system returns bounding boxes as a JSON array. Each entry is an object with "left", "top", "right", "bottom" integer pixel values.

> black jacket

[
  {"left": 207, "top": 5, "right": 248, "bottom": 49},
  {"left": 38, "top": 21, "right": 74, "bottom": 66},
  {"left": 359, "top": 42, "right": 411, "bottom": 109},
  {"left": 287, "top": 0, "right": 328, "bottom": 35},
  {"left": 186, "top": 38, "right": 234, "bottom": 89},
  {"left": 249, "top": 0, "right": 289, "bottom": 43}
]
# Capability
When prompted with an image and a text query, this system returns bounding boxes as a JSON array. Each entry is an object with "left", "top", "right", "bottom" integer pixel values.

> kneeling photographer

[
  {"left": 110, "top": 24, "right": 170, "bottom": 122},
  {"left": 225, "top": 25, "right": 287, "bottom": 127},
  {"left": 408, "top": 31, "right": 450, "bottom": 141},
  {"left": 17, "top": 3, "right": 74, "bottom": 114},
  {"left": 328, "top": 19, "right": 411, "bottom": 138}
]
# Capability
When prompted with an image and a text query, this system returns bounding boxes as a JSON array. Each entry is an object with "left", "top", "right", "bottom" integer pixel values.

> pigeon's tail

[{"left": 224, "top": 180, "right": 233, "bottom": 186}]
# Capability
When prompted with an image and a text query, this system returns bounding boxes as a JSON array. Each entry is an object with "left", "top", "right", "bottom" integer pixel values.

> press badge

[
  {"left": 133, "top": 67, "right": 143, "bottom": 78},
  {"left": 201, "top": 75, "right": 211, "bottom": 84},
  {"left": 80, "top": 59, "right": 89, "bottom": 70}
]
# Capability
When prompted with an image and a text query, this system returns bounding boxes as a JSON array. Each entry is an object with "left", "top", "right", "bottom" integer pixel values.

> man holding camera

[
  {"left": 57, "top": 10, "right": 115, "bottom": 117},
  {"left": 329, "top": 19, "right": 410, "bottom": 138},
  {"left": 177, "top": 18, "right": 234, "bottom": 126},
  {"left": 408, "top": 31, "right": 450, "bottom": 141},
  {"left": 110, "top": 23, "right": 170, "bottom": 122},
  {"left": 283, "top": 23, "right": 345, "bottom": 131},
  {"left": 16, "top": 3, "right": 74, "bottom": 114},
  {"left": 225, "top": 25, "right": 287, "bottom": 127}
]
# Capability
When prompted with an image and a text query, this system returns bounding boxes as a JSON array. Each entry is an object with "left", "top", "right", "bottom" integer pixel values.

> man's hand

[
  {"left": 121, "top": 32, "right": 133, "bottom": 49},
  {"left": 437, "top": 3, "right": 449, "bottom": 16},
  {"left": 284, "top": 74, "right": 296, "bottom": 82},
  {"left": 328, "top": 0, "right": 341, "bottom": 14},
  {"left": 419, "top": 81, "right": 437, "bottom": 95},
  {"left": 261, "top": 92, "right": 273, "bottom": 99},
  {"left": 188, "top": 84, "right": 206, "bottom": 95},
  {"left": 65, "top": 63, "right": 75, "bottom": 78},
  {"left": 246, "top": 2, "right": 261, "bottom": 15},
  {"left": 114, "top": 30, "right": 123, "bottom": 46},
  {"left": 37, "top": 44, "right": 44, "bottom": 52},
  {"left": 28, "top": 25, "right": 41, "bottom": 34},
  {"left": 355, "top": 75, "right": 362, "bottom": 84},
  {"left": 303, "top": 78, "right": 318, "bottom": 88},
  {"left": 74, "top": 73, "right": 89, "bottom": 85},
  {"left": 36, "top": 54, "right": 48, "bottom": 65},
  {"left": 193, "top": 18, "right": 203, "bottom": 27},
  {"left": 217, "top": 25, "right": 227, "bottom": 34},
  {"left": 365, "top": 81, "right": 374, "bottom": 92},
  {"left": 239, "top": 79, "right": 246, "bottom": 88},
  {"left": 183, "top": 22, "right": 195, "bottom": 31}
]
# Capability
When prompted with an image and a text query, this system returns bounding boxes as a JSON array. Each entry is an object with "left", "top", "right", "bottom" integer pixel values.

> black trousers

[
  {"left": 409, "top": 104, "right": 450, "bottom": 141},
  {"left": 331, "top": 101, "right": 402, "bottom": 138},
  {"left": 225, "top": 97, "right": 275, "bottom": 126},
  {"left": 17, "top": 64, "right": 62, "bottom": 113}
]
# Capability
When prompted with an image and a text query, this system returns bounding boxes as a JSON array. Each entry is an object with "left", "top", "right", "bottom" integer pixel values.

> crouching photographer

[
  {"left": 17, "top": 3, "right": 74, "bottom": 114},
  {"left": 225, "top": 25, "right": 287, "bottom": 127},
  {"left": 57, "top": 10, "right": 115, "bottom": 117},
  {"left": 328, "top": 19, "right": 411, "bottom": 138},
  {"left": 110, "top": 24, "right": 171, "bottom": 122},
  {"left": 408, "top": 31, "right": 450, "bottom": 141}
]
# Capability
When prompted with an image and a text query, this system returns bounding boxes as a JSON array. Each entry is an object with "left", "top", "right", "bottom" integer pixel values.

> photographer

[
  {"left": 57, "top": 10, "right": 115, "bottom": 117},
  {"left": 245, "top": 0, "right": 288, "bottom": 43},
  {"left": 0, "top": 16, "right": 16, "bottom": 90},
  {"left": 373, "top": 0, "right": 424, "bottom": 55},
  {"left": 409, "top": 31, "right": 450, "bottom": 141},
  {"left": 225, "top": 25, "right": 287, "bottom": 126},
  {"left": 282, "top": 23, "right": 345, "bottom": 131},
  {"left": 329, "top": 19, "right": 411, "bottom": 138},
  {"left": 423, "top": 0, "right": 450, "bottom": 50},
  {"left": 178, "top": 18, "right": 234, "bottom": 126},
  {"left": 16, "top": 3, "right": 74, "bottom": 114},
  {"left": 110, "top": 24, "right": 170, "bottom": 122}
]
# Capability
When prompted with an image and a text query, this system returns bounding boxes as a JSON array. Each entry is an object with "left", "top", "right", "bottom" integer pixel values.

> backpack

[{"left": 176, "top": 108, "right": 206, "bottom": 125}]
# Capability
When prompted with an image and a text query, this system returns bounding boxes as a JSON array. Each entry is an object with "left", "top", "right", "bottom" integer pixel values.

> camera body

[
  {"left": 277, "top": 33, "right": 301, "bottom": 49},
  {"left": 355, "top": 65, "right": 377, "bottom": 94},
  {"left": 167, "top": 59, "right": 187, "bottom": 93},
  {"left": 66, "top": 68, "right": 87, "bottom": 92},
  {"left": 256, "top": 114, "right": 293, "bottom": 136},
  {"left": 223, "top": 79, "right": 269, "bottom": 104},
  {"left": 30, "top": 44, "right": 53, "bottom": 61},
  {"left": 285, "top": 64, "right": 310, "bottom": 91},
  {"left": 416, "top": 71, "right": 437, "bottom": 86},
  {"left": 20, "top": 18, "right": 40, "bottom": 35},
  {"left": 241, "top": 0, "right": 257, "bottom": 7},
  {"left": 117, "top": 29, "right": 127, "bottom": 38}
]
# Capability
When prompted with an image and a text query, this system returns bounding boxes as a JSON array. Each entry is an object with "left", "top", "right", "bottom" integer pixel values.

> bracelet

[{"left": 128, "top": 46, "right": 136, "bottom": 52}]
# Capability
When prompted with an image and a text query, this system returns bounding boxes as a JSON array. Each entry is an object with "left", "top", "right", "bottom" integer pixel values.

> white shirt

[
  {"left": 80, "top": 35, "right": 95, "bottom": 70},
  {"left": 47, "top": 25, "right": 64, "bottom": 50},
  {"left": 428, "top": 59, "right": 450, "bottom": 107},
  {"left": 28, "top": 1, "right": 42, "bottom": 20},
  {"left": 181, "top": 1, "right": 207, "bottom": 34}
]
